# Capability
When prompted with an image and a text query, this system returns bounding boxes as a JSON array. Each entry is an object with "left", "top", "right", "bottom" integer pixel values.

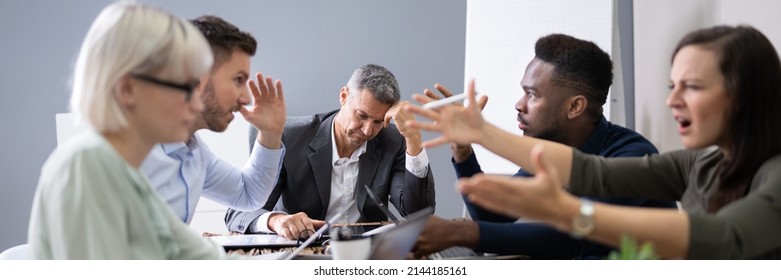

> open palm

[
  {"left": 405, "top": 80, "right": 486, "bottom": 148},
  {"left": 241, "top": 72, "right": 286, "bottom": 147}
]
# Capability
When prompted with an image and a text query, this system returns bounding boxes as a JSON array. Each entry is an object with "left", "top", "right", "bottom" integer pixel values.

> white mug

[{"left": 330, "top": 237, "right": 372, "bottom": 260}]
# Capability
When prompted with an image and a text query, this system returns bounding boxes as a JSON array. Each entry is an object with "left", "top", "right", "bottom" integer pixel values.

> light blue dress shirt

[{"left": 141, "top": 132, "right": 284, "bottom": 224}]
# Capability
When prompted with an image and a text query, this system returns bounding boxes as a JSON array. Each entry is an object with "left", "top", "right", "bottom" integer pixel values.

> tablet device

[
  {"left": 369, "top": 207, "right": 434, "bottom": 260},
  {"left": 208, "top": 234, "right": 300, "bottom": 250}
]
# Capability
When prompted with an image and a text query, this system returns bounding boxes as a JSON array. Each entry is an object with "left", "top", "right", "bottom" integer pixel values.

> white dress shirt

[{"left": 252, "top": 121, "right": 429, "bottom": 232}]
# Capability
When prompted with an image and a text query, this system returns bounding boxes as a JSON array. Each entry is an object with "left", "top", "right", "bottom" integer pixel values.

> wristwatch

[{"left": 570, "top": 198, "right": 595, "bottom": 238}]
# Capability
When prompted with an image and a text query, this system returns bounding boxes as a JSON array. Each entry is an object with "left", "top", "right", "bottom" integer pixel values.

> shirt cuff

[
  {"left": 252, "top": 211, "right": 287, "bottom": 233},
  {"left": 250, "top": 141, "right": 285, "bottom": 168},
  {"left": 406, "top": 148, "right": 429, "bottom": 178}
]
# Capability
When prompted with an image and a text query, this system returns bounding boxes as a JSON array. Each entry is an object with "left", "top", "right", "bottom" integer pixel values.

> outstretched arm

[{"left": 459, "top": 145, "right": 690, "bottom": 259}]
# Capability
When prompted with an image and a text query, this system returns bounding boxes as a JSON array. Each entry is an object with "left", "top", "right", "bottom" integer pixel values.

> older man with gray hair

[{"left": 225, "top": 64, "right": 435, "bottom": 239}]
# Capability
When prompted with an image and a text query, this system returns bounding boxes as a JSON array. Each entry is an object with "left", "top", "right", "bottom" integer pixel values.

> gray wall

[
  {"left": 617, "top": 0, "right": 634, "bottom": 130},
  {"left": 0, "top": 0, "right": 467, "bottom": 251}
]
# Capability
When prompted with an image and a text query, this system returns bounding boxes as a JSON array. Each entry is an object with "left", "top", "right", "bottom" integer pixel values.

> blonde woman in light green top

[{"left": 28, "top": 2, "right": 244, "bottom": 259}]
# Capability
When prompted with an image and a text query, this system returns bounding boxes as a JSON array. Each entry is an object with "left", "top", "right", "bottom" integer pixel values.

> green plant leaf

[{"left": 606, "top": 234, "right": 658, "bottom": 260}]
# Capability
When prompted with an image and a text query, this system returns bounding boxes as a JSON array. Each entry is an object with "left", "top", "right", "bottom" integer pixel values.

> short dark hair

[
  {"left": 673, "top": 25, "right": 781, "bottom": 212},
  {"left": 346, "top": 64, "right": 400, "bottom": 105},
  {"left": 189, "top": 15, "right": 257, "bottom": 68},
  {"left": 534, "top": 34, "right": 613, "bottom": 118}
]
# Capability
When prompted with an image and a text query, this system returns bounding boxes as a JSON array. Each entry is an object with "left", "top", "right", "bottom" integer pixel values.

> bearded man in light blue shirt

[{"left": 141, "top": 16, "right": 286, "bottom": 224}]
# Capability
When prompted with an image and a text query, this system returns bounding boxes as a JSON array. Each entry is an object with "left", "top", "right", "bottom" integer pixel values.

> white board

[{"left": 465, "top": 0, "right": 614, "bottom": 174}]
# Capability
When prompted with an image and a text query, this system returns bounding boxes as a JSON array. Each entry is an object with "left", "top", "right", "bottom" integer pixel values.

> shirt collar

[
  {"left": 330, "top": 119, "right": 367, "bottom": 165},
  {"left": 161, "top": 133, "right": 202, "bottom": 158},
  {"left": 578, "top": 115, "right": 609, "bottom": 155}
]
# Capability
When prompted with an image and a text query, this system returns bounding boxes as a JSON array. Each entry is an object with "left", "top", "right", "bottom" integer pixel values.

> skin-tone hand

[
  {"left": 267, "top": 212, "right": 326, "bottom": 240},
  {"left": 241, "top": 72, "right": 286, "bottom": 149},
  {"left": 384, "top": 100, "right": 423, "bottom": 156},
  {"left": 414, "top": 83, "right": 488, "bottom": 163},
  {"left": 404, "top": 79, "right": 486, "bottom": 148},
  {"left": 411, "top": 216, "right": 479, "bottom": 259},
  {"left": 459, "top": 144, "right": 576, "bottom": 230}
]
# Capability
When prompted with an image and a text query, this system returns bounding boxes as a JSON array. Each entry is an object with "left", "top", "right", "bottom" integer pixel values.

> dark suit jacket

[{"left": 225, "top": 110, "right": 436, "bottom": 233}]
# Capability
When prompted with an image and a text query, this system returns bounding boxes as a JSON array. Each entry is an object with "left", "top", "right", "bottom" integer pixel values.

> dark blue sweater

[{"left": 454, "top": 116, "right": 676, "bottom": 259}]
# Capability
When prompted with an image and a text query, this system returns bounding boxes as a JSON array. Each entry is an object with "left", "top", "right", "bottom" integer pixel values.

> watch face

[
  {"left": 574, "top": 216, "right": 592, "bottom": 229},
  {"left": 571, "top": 199, "right": 595, "bottom": 238},
  {"left": 571, "top": 215, "right": 595, "bottom": 238}
]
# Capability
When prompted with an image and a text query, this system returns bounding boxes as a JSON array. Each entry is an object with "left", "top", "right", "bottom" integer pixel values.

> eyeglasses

[{"left": 131, "top": 73, "right": 195, "bottom": 102}]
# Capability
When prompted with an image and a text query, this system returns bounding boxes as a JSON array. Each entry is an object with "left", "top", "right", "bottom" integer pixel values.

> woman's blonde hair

[{"left": 70, "top": 2, "right": 213, "bottom": 132}]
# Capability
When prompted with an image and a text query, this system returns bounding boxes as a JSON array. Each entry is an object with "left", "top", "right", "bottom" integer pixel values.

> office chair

[{"left": 0, "top": 244, "right": 32, "bottom": 260}]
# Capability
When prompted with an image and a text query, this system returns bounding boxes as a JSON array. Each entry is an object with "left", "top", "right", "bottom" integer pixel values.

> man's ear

[
  {"left": 194, "top": 73, "right": 209, "bottom": 92},
  {"left": 567, "top": 95, "right": 587, "bottom": 119},
  {"left": 339, "top": 86, "right": 349, "bottom": 106},
  {"left": 114, "top": 75, "right": 136, "bottom": 107}
]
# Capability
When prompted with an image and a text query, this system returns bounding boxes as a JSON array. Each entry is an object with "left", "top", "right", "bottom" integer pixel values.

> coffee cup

[{"left": 330, "top": 236, "right": 372, "bottom": 260}]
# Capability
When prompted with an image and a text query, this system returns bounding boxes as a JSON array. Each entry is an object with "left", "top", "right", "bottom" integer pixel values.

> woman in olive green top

[
  {"left": 28, "top": 3, "right": 245, "bottom": 259},
  {"left": 406, "top": 26, "right": 781, "bottom": 259}
]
